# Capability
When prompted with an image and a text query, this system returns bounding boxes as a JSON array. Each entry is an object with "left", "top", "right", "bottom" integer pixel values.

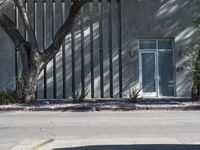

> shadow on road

[{"left": 53, "top": 144, "right": 200, "bottom": 150}]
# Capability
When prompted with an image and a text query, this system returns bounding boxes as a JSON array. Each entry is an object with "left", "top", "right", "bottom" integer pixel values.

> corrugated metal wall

[{"left": 14, "top": 0, "right": 122, "bottom": 99}]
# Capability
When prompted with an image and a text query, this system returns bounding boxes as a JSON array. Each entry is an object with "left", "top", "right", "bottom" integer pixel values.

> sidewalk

[{"left": 0, "top": 98, "right": 200, "bottom": 112}]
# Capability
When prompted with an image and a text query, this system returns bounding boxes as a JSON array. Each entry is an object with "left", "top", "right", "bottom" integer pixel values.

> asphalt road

[{"left": 0, "top": 111, "right": 200, "bottom": 150}]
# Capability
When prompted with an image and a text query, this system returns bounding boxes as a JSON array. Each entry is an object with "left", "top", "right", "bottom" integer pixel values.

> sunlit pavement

[{"left": 0, "top": 111, "right": 200, "bottom": 150}]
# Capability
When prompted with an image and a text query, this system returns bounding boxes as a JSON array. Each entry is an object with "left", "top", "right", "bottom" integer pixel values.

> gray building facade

[{"left": 0, "top": 0, "right": 197, "bottom": 99}]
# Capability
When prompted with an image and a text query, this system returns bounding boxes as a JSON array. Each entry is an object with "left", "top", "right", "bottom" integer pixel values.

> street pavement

[{"left": 0, "top": 111, "right": 200, "bottom": 150}]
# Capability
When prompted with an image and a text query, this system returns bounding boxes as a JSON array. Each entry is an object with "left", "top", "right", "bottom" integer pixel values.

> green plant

[
  {"left": 0, "top": 90, "right": 19, "bottom": 105},
  {"left": 183, "top": 45, "right": 198, "bottom": 73},
  {"left": 182, "top": 2, "right": 200, "bottom": 99},
  {"left": 123, "top": 88, "right": 141, "bottom": 103},
  {"left": 71, "top": 88, "right": 89, "bottom": 103}
]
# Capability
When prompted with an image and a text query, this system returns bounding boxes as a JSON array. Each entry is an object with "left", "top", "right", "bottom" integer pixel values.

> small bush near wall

[
  {"left": 71, "top": 88, "right": 89, "bottom": 103},
  {"left": 0, "top": 90, "right": 19, "bottom": 105},
  {"left": 123, "top": 88, "right": 141, "bottom": 103}
]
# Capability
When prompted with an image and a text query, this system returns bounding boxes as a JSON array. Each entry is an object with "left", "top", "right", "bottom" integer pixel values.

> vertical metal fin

[
  {"left": 117, "top": 0, "right": 122, "bottom": 98},
  {"left": 89, "top": 2, "right": 94, "bottom": 98}
]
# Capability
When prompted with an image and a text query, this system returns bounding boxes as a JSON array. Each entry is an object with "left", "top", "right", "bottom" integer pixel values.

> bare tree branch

[
  {"left": 0, "top": 10, "right": 25, "bottom": 49},
  {"left": 42, "top": 0, "right": 93, "bottom": 63},
  {"left": 13, "top": 0, "right": 38, "bottom": 51}
]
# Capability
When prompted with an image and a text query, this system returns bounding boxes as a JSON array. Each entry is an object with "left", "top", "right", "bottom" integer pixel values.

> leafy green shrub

[
  {"left": 71, "top": 88, "right": 89, "bottom": 103},
  {"left": 0, "top": 90, "right": 19, "bottom": 105},
  {"left": 123, "top": 88, "right": 141, "bottom": 103},
  {"left": 185, "top": 1, "right": 200, "bottom": 99}
]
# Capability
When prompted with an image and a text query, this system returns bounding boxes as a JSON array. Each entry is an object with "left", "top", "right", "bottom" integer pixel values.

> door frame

[{"left": 138, "top": 39, "right": 175, "bottom": 97}]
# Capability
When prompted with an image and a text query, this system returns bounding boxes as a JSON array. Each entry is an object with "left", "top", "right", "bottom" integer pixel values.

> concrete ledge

[{"left": 0, "top": 99, "right": 200, "bottom": 112}]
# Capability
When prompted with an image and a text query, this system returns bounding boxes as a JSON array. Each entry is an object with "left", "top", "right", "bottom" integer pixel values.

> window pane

[
  {"left": 142, "top": 53, "right": 156, "bottom": 92},
  {"left": 158, "top": 40, "right": 173, "bottom": 49},
  {"left": 140, "top": 40, "right": 156, "bottom": 49}
]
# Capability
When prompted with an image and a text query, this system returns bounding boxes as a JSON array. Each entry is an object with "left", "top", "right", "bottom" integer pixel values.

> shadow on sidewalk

[{"left": 53, "top": 144, "right": 200, "bottom": 150}]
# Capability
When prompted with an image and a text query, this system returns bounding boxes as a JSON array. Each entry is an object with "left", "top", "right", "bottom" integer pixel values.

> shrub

[
  {"left": 0, "top": 90, "right": 19, "bottom": 105},
  {"left": 123, "top": 88, "right": 141, "bottom": 103},
  {"left": 71, "top": 88, "right": 89, "bottom": 103}
]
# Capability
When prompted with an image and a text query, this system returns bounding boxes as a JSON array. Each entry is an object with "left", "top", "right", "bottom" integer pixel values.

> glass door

[
  {"left": 158, "top": 50, "right": 174, "bottom": 96},
  {"left": 139, "top": 51, "right": 157, "bottom": 96}
]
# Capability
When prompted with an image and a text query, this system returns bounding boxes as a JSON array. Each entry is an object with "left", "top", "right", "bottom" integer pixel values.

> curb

[{"left": 1, "top": 103, "right": 200, "bottom": 112}]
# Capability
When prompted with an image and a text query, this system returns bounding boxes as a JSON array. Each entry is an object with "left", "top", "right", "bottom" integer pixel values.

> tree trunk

[
  {"left": 17, "top": 70, "right": 39, "bottom": 102},
  {"left": 16, "top": 42, "right": 43, "bottom": 102}
]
